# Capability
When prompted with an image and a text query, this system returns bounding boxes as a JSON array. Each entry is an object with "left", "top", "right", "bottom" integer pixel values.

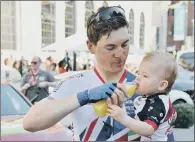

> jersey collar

[
  {"left": 146, "top": 92, "right": 167, "bottom": 99},
  {"left": 93, "top": 67, "right": 127, "bottom": 83}
]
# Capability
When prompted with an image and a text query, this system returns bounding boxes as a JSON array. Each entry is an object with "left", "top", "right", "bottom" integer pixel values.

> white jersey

[
  {"left": 133, "top": 93, "right": 176, "bottom": 141},
  {"left": 43, "top": 68, "right": 140, "bottom": 141}
]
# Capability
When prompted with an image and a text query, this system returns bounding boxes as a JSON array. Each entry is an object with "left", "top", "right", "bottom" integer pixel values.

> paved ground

[{"left": 173, "top": 125, "right": 194, "bottom": 141}]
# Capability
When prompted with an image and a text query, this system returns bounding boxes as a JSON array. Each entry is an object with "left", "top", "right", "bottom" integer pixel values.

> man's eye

[
  {"left": 122, "top": 44, "right": 128, "bottom": 48},
  {"left": 106, "top": 46, "right": 115, "bottom": 50},
  {"left": 143, "top": 75, "right": 148, "bottom": 78}
]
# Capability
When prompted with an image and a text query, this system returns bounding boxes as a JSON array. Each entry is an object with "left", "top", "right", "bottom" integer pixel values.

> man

[
  {"left": 23, "top": 6, "right": 175, "bottom": 141},
  {"left": 64, "top": 51, "right": 72, "bottom": 71},
  {"left": 20, "top": 56, "right": 56, "bottom": 103},
  {"left": 1, "top": 58, "right": 12, "bottom": 81}
]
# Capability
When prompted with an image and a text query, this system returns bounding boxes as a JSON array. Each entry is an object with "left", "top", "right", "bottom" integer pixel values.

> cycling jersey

[
  {"left": 44, "top": 68, "right": 139, "bottom": 141},
  {"left": 133, "top": 93, "right": 176, "bottom": 141}
]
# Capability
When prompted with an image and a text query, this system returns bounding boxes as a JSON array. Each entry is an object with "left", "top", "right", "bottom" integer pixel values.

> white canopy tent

[{"left": 41, "top": 32, "right": 89, "bottom": 61}]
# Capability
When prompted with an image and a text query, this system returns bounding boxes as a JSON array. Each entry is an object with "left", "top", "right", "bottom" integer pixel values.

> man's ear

[
  {"left": 86, "top": 40, "right": 95, "bottom": 54},
  {"left": 158, "top": 80, "right": 168, "bottom": 91}
]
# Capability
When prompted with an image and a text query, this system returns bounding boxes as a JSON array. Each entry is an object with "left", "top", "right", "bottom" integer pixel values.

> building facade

[
  {"left": 1, "top": 1, "right": 168, "bottom": 59},
  {"left": 166, "top": 1, "right": 194, "bottom": 51}
]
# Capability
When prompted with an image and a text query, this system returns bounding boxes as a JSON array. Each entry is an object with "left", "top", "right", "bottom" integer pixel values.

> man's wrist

[{"left": 77, "top": 90, "right": 89, "bottom": 106}]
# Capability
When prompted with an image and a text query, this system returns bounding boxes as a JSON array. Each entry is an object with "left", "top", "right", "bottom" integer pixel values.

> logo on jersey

[
  {"left": 66, "top": 73, "right": 84, "bottom": 80},
  {"left": 148, "top": 106, "right": 153, "bottom": 112},
  {"left": 53, "top": 73, "right": 84, "bottom": 92}
]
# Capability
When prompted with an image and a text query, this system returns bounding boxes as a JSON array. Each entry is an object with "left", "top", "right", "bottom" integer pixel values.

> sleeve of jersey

[
  {"left": 41, "top": 78, "right": 78, "bottom": 102},
  {"left": 143, "top": 100, "right": 166, "bottom": 130}
]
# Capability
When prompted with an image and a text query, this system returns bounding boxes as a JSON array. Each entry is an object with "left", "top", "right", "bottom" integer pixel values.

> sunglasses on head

[
  {"left": 31, "top": 61, "right": 38, "bottom": 65},
  {"left": 88, "top": 6, "right": 125, "bottom": 28}
]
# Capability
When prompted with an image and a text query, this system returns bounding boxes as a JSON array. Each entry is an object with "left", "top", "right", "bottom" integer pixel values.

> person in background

[
  {"left": 13, "top": 61, "right": 20, "bottom": 70},
  {"left": 44, "top": 59, "right": 51, "bottom": 71},
  {"left": 9, "top": 61, "right": 22, "bottom": 82},
  {"left": 58, "top": 60, "right": 66, "bottom": 74},
  {"left": 1, "top": 58, "right": 12, "bottom": 81},
  {"left": 64, "top": 51, "right": 72, "bottom": 71},
  {"left": 47, "top": 56, "right": 54, "bottom": 64},
  {"left": 20, "top": 56, "right": 56, "bottom": 103},
  {"left": 18, "top": 60, "right": 24, "bottom": 76},
  {"left": 18, "top": 57, "right": 29, "bottom": 77},
  {"left": 50, "top": 63, "right": 58, "bottom": 76}
]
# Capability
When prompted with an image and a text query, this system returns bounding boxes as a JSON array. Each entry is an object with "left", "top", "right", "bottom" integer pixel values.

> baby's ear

[{"left": 158, "top": 80, "right": 168, "bottom": 91}]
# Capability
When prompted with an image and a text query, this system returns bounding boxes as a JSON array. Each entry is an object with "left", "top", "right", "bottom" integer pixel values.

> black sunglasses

[
  {"left": 88, "top": 6, "right": 125, "bottom": 28},
  {"left": 31, "top": 61, "right": 38, "bottom": 65}
]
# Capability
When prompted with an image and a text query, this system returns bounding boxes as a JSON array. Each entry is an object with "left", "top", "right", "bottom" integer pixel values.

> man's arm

[
  {"left": 20, "top": 74, "right": 29, "bottom": 93},
  {"left": 46, "top": 71, "right": 55, "bottom": 82},
  {"left": 38, "top": 72, "right": 57, "bottom": 88},
  {"left": 23, "top": 82, "right": 122, "bottom": 132},
  {"left": 23, "top": 94, "right": 80, "bottom": 132}
]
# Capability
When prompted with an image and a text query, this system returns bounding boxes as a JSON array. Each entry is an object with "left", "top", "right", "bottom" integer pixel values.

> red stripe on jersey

[
  {"left": 94, "top": 68, "right": 105, "bottom": 83},
  {"left": 115, "top": 133, "right": 128, "bottom": 141},
  {"left": 119, "top": 69, "right": 127, "bottom": 83},
  {"left": 144, "top": 120, "right": 158, "bottom": 130},
  {"left": 164, "top": 99, "right": 174, "bottom": 121},
  {"left": 94, "top": 68, "right": 127, "bottom": 83},
  {"left": 84, "top": 118, "right": 98, "bottom": 141}
]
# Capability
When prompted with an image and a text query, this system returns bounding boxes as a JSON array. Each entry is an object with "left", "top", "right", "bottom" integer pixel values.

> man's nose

[{"left": 115, "top": 48, "right": 124, "bottom": 58}]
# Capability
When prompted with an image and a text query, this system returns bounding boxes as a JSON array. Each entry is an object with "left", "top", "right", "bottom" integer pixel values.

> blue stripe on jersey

[
  {"left": 96, "top": 117, "right": 112, "bottom": 141},
  {"left": 126, "top": 71, "right": 136, "bottom": 82},
  {"left": 113, "top": 120, "right": 126, "bottom": 135},
  {"left": 79, "top": 128, "right": 87, "bottom": 140}
]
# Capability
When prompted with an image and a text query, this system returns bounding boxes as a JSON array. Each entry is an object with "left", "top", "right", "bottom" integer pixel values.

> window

[
  {"left": 129, "top": 9, "right": 134, "bottom": 45},
  {"left": 85, "top": 1, "right": 94, "bottom": 28},
  {"left": 1, "top": 1, "right": 16, "bottom": 50},
  {"left": 102, "top": 1, "right": 108, "bottom": 7},
  {"left": 139, "top": 12, "right": 145, "bottom": 49},
  {"left": 41, "top": 1, "right": 56, "bottom": 48},
  {"left": 178, "top": 52, "right": 194, "bottom": 72},
  {"left": 65, "top": 0, "right": 76, "bottom": 37},
  {"left": 1, "top": 84, "right": 31, "bottom": 116}
]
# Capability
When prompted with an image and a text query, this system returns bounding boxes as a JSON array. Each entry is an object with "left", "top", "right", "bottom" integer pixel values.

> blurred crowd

[
  {"left": 1, "top": 51, "right": 94, "bottom": 82},
  {"left": 1, "top": 51, "right": 93, "bottom": 104}
]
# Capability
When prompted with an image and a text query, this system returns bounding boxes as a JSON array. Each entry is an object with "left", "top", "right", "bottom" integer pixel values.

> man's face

[
  {"left": 90, "top": 27, "right": 129, "bottom": 73},
  {"left": 31, "top": 57, "right": 41, "bottom": 70}
]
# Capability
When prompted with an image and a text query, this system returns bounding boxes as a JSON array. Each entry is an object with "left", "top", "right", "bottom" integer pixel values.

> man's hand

[
  {"left": 38, "top": 82, "right": 48, "bottom": 88},
  {"left": 77, "top": 82, "right": 125, "bottom": 106},
  {"left": 23, "top": 83, "right": 31, "bottom": 90},
  {"left": 20, "top": 83, "right": 30, "bottom": 93}
]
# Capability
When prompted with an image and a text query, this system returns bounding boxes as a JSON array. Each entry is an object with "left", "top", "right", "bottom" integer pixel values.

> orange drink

[{"left": 125, "top": 84, "right": 137, "bottom": 97}]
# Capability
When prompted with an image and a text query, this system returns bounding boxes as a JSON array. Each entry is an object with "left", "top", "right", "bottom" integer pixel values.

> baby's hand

[{"left": 107, "top": 104, "right": 126, "bottom": 122}]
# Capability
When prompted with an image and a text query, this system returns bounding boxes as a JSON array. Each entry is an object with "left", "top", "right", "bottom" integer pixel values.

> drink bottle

[{"left": 93, "top": 82, "right": 136, "bottom": 117}]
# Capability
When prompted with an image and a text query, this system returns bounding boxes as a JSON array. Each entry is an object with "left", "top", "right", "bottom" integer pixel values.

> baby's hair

[{"left": 142, "top": 51, "right": 178, "bottom": 92}]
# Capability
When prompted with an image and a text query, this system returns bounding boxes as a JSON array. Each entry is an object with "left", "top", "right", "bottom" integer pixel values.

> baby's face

[{"left": 135, "top": 61, "right": 165, "bottom": 96}]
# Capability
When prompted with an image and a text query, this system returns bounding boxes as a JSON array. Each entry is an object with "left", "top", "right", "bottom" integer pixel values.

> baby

[{"left": 107, "top": 51, "right": 178, "bottom": 141}]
